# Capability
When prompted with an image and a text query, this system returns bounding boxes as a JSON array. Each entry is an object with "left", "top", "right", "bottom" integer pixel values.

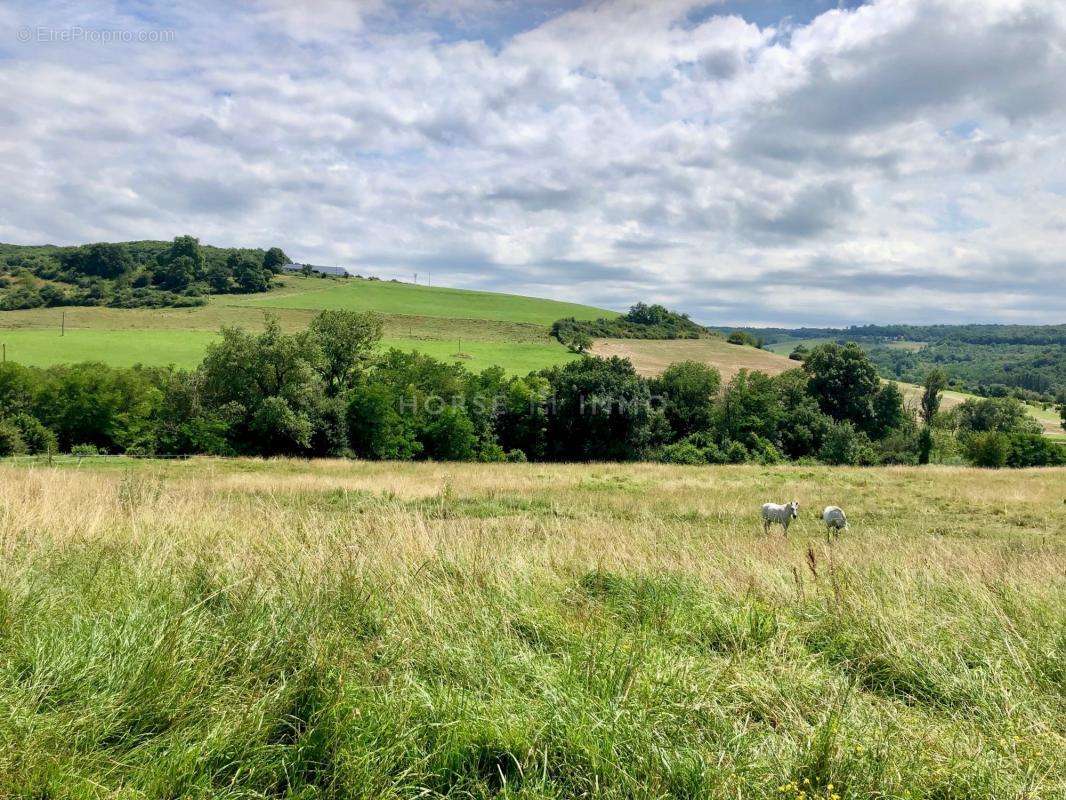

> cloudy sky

[{"left": 1, "top": 1, "right": 1064, "bottom": 326}]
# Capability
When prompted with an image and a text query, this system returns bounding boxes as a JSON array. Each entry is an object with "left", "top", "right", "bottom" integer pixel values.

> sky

[{"left": 1, "top": 0, "right": 1064, "bottom": 327}]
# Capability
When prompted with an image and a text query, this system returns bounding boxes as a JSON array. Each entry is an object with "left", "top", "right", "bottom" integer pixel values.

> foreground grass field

[{"left": 0, "top": 458, "right": 1062, "bottom": 798}]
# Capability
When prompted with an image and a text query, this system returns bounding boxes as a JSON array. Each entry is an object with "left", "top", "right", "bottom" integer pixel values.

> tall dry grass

[{"left": 0, "top": 459, "right": 1062, "bottom": 798}]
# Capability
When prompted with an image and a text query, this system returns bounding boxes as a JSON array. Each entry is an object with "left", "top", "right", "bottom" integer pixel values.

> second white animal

[{"left": 822, "top": 506, "right": 848, "bottom": 538}]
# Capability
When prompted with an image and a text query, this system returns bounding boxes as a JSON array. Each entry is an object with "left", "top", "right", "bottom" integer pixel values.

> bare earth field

[
  {"left": 591, "top": 337, "right": 795, "bottom": 381},
  {"left": 0, "top": 457, "right": 1062, "bottom": 797}
]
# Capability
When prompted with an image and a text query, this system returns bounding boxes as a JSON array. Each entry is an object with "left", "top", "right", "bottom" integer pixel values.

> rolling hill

[{"left": 0, "top": 275, "right": 611, "bottom": 374}]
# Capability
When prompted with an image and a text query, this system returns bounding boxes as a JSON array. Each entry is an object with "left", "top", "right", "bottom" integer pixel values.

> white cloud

[{"left": 0, "top": 0, "right": 1064, "bottom": 325}]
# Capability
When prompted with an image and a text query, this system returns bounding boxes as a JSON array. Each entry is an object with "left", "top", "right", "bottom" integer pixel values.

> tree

[
  {"left": 560, "top": 330, "right": 592, "bottom": 354},
  {"left": 651, "top": 360, "right": 720, "bottom": 439},
  {"left": 198, "top": 317, "right": 324, "bottom": 455},
  {"left": 916, "top": 425, "right": 934, "bottom": 465},
  {"left": 0, "top": 419, "right": 26, "bottom": 456},
  {"left": 953, "top": 397, "right": 1040, "bottom": 435},
  {"left": 307, "top": 310, "right": 384, "bottom": 394},
  {"left": 963, "top": 431, "right": 1009, "bottom": 468},
  {"left": 230, "top": 253, "right": 271, "bottom": 293},
  {"left": 774, "top": 369, "right": 832, "bottom": 459},
  {"left": 803, "top": 342, "right": 880, "bottom": 432},
  {"left": 870, "top": 382, "right": 906, "bottom": 439},
  {"left": 156, "top": 255, "right": 196, "bottom": 291},
  {"left": 819, "top": 420, "right": 875, "bottom": 466},
  {"left": 65, "top": 243, "right": 133, "bottom": 279},
  {"left": 206, "top": 261, "right": 232, "bottom": 293},
  {"left": 921, "top": 368, "right": 948, "bottom": 425},
  {"left": 789, "top": 344, "right": 808, "bottom": 361},
  {"left": 168, "top": 236, "right": 205, "bottom": 276},
  {"left": 716, "top": 369, "right": 781, "bottom": 450},
  {"left": 262, "top": 247, "right": 291, "bottom": 274},
  {"left": 543, "top": 356, "right": 660, "bottom": 461}
]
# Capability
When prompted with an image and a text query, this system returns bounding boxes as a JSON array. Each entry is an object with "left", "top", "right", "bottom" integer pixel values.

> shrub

[
  {"left": 70, "top": 443, "right": 100, "bottom": 457},
  {"left": 1005, "top": 434, "right": 1066, "bottom": 467},
  {"left": 0, "top": 420, "right": 27, "bottom": 456},
  {"left": 10, "top": 413, "right": 57, "bottom": 455},
  {"left": 819, "top": 420, "right": 878, "bottom": 465},
  {"left": 963, "top": 432, "right": 1010, "bottom": 468},
  {"left": 504, "top": 448, "right": 528, "bottom": 463}
]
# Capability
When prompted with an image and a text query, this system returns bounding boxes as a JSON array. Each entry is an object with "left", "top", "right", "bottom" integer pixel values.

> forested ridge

[{"left": 0, "top": 236, "right": 291, "bottom": 310}]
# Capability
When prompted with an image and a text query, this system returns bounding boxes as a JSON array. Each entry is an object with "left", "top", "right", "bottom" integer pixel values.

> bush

[
  {"left": 10, "top": 413, "right": 57, "bottom": 455},
  {"left": 963, "top": 432, "right": 1010, "bottom": 468},
  {"left": 819, "top": 421, "right": 878, "bottom": 465},
  {"left": 0, "top": 420, "right": 27, "bottom": 456},
  {"left": 656, "top": 441, "right": 707, "bottom": 465},
  {"left": 504, "top": 448, "right": 528, "bottom": 463},
  {"left": 70, "top": 443, "right": 100, "bottom": 457},
  {"left": 1005, "top": 434, "right": 1066, "bottom": 467}
]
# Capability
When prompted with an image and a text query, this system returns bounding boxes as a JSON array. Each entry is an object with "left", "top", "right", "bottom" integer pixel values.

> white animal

[
  {"left": 822, "top": 506, "right": 848, "bottom": 538},
  {"left": 761, "top": 500, "right": 799, "bottom": 535}
]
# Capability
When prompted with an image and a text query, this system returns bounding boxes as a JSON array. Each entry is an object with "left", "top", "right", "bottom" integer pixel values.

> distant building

[{"left": 283, "top": 262, "right": 352, "bottom": 277}]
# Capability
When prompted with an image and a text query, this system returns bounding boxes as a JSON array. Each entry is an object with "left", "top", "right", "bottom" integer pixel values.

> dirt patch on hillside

[{"left": 590, "top": 338, "right": 794, "bottom": 380}]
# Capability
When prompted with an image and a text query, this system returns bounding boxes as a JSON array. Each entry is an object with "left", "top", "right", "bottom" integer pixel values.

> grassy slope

[
  {"left": 229, "top": 276, "right": 615, "bottom": 325},
  {"left": 0, "top": 275, "right": 612, "bottom": 373},
  {"left": 0, "top": 458, "right": 1062, "bottom": 797}
]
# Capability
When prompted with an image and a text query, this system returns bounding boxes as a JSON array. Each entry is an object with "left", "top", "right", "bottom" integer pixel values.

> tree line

[
  {"left": 0, "top": 312, "right": 1062, "bottom": 467},
  {"left": 552, "top": 303, "right": 708, "bottom": 352},
  {"left": 0, "top": 236, "right": 291, "bottom": 310}
]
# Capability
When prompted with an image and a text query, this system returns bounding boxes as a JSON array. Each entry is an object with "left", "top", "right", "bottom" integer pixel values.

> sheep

[
  {"left": 822, "top": 506, "right": 848, "bottom": 539},
  {"left": 761, "top": 500, "right": 799, "bottom": 535}
]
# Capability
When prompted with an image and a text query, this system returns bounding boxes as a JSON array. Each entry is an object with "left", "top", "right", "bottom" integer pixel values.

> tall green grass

[{"left": 0, "top": 461, "right": 1062, "bottom": 798}]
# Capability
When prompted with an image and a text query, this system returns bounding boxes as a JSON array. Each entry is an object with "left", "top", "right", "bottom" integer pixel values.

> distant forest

[
  {"left": 720, "top": 324, "right": 1066, "bottom": 401},
  {"left": 0, "top": 237, "right": 291, "bottom": 310}
]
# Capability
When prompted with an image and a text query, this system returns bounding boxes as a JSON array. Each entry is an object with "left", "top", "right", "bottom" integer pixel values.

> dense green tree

[
  {"left": 156, "top": 255, "right": 196, "bottom": 291},
  {"left": 1005, "top": 434, "right": 1065, "bottom": 467},
  {"left": 61, "top": 243, "right": 133, "bottom": 279},
  {"left": 953, "top": 397, "right": 1040, "bottom": 435},
  {"left": 651, "top": 360, "right": 720, "bottom": 438},
  {"left": 921, "top": 368, "right": 948, "bottom": 425},
  {"left": 9, "top": 412, "right": 57, "bottom": 454},
  {"left": 31, "top": 363, "right": 162, "bottom": 452},
  {"left": 167, "top": 236, "right": 205, "bottom": 276},
  {"left": 963, "top": 431, "right": 1010, "bottom": 468},
  {"left": 206, "top": 261, "right": 232, "bottom": 293},
  {"left": 716, "top": 369, "right": 781, "bottom": 450},
  {"left": 774, "top": 369, "right": 832, "bottom": 459},
  {"left": 262, "top": 247, "right": 291, "bottom": 274},
  {"left": 543, "top": 356, "right": 661, "bottom": 461},
  {"left": 347, "top": 382, "right": 421, "bottom": 460},
  {"left": 308, "top": 310, "right": 384, "bottom": 395},
  {"left": 819, "top": 420, "right": 875, "bottom": 466},
  {"left": 230, "top": 253, "right": 271, "bottom": 293},
  {"left": 0, "top": 419, "right": 26, "bottom": 456},
  {"left": 803, "top": 342, "right": 881, "bottom": 432},
  {"left": 199, "top": 318, "right": 324, "bottom": 455},
  {"left": 0, "top": 362, "right": 36, "bottom": 418},
  {"left": 870, "top": 382, "right": 906, "bottom": 439}
]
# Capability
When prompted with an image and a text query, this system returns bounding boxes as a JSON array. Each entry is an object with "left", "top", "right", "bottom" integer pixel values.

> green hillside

[
  {"left": 232, "top": 276, "right": 614, "bottom": 326},
  {"left": 0, "top": 275, "right": 613, "bottom": 374}
]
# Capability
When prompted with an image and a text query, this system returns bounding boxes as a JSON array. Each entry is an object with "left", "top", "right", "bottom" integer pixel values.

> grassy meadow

[
  {"left": 0, "top": 457, "right": 1063, "bottom": 798},
  {"left": 0, "top": 276, "right": 597, "bottom": 374}
]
